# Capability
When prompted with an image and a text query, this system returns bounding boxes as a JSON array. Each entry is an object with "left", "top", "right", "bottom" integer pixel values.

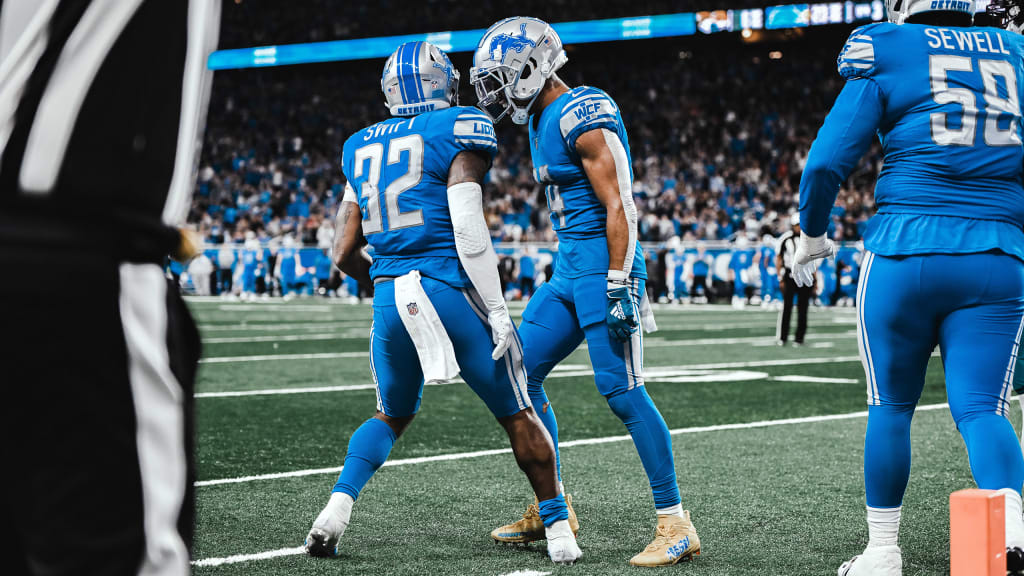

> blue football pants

[{"left": 857, "top": 251, "right": 1024, "bottom": 509}]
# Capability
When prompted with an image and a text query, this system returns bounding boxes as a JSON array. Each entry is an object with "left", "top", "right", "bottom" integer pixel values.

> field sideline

[{"left": 188, "top": 299, "right": 1013, "bottom": 576}]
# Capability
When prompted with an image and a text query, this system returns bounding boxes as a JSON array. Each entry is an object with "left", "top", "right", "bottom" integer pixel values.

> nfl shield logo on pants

[{"left": 407, "top": 302, "right": 419, "bottom": 316}]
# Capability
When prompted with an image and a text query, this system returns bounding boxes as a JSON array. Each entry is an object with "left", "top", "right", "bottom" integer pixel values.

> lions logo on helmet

[
  {"left": 381, "top": 41, "right": 459, "bottom": 117},
  {"left": 470, "top": 17, "right": 568, "bottom": 125}
]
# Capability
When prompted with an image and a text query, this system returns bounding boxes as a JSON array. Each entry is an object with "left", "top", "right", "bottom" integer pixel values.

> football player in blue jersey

[
  {"left": 471, "top": 18, "right": 700, "bottom": 567},
  {"left": 303, "top": 41, "right": 581, "bottom": 565},
  {"left": 793, "top": 1, "right": 1024, "bottom": 574}
]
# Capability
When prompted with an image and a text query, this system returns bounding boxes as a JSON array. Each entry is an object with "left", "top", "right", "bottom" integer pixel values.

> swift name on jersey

[{"left": 341, "top": 107, "right": 497, "bottom": 286}]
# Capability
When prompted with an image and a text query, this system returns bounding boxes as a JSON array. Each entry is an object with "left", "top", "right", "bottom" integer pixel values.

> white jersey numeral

[
  {"left": 545, "top": 184, "right": 566, "bottom": 228},
  {"left": 929, "top": 55, "right": 1022, "bottom": 147},
  {"left": 352, "top": 135, "right": 424, "bottom": 235}
]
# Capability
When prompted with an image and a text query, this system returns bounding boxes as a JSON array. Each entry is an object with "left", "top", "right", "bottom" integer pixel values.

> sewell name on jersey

[{"left": 924, "top": 27, "right": 1011, "bottom": 55}]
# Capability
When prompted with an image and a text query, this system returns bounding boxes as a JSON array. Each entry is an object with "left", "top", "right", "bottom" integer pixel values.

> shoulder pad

[
  {"left": 558, "top": 87, "right": 620, "bottom": 148},
  {"left": 837, "top": 24, "right": 883, "bottom": 80},
  {"left": 451, "top": 107, "right": 497, "bottom": 158}
]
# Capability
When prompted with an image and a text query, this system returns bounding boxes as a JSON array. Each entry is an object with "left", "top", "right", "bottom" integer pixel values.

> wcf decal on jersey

[{"left": 574, "top": 100, "right": 603, "bottom": 121}]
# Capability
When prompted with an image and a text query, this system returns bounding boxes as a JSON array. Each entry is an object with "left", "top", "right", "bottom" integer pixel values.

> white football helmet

[
  {"left": 470, "top": 17, "right": 567, "bottom": 124},
  {"left": 886, "top": 0, "right": 975, "bottom": 24},
  {"left": 381, "top": 41, "right": 459, "bottom": 117}
]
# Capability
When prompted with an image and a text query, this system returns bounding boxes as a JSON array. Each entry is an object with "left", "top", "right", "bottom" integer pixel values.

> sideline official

[{"left": 776, "top": 214, "right": 814, "bottom": 345}]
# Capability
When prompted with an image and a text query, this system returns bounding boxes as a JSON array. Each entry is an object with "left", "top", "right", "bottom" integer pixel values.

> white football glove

[
  {"left": 487, "top": 304, "right": 514, "bottom": 361},
  {"left": 793, "top": 232, "right": 836, "bottom": 288}
]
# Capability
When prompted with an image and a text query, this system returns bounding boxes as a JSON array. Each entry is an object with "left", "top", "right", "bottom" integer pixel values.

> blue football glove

[{"left": 606, "top": 280, "right": 638, "bottom": 342}]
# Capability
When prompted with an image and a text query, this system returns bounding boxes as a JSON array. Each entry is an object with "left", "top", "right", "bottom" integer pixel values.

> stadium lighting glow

[{"left": 207, "top": 1, "right": 885, "bottom": 70}]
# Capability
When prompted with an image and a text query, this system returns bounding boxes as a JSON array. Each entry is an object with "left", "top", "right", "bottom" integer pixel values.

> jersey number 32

[{"left": 353, "top": 135, "right": 425, "bottom": 234}]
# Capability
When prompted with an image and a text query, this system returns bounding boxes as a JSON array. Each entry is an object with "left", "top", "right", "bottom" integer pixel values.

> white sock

[
  {"left": 656, "top": 503, "right": 685, "bottom": 518},
  {"left": 999, "top": 488, "right": 1024, "bottom": 548},
  {"left": 866, "top": 506, "right": 901, "bottom": 548},
  {"left": 545, "top": 519, "right": 573, "bottom": 539},
  {"left": 559, "top": 481, "right": 565, "bottom": 495},
  {"left": 314, "top": 492, "right": 354, "bottom": 530}
]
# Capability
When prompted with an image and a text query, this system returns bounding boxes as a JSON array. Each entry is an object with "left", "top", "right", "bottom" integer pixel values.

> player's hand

[
  {"left": 174, "top": 227, "right": 202, "bottom": 263},
  {"left": 606, "top": 281, "right": 638, "bottom": 342},
  {"left": 793, "top": 232, "right": 836, "bottom": 288},
  {"left": 487, "top": 305, "right": 514, "bottom": 361}
]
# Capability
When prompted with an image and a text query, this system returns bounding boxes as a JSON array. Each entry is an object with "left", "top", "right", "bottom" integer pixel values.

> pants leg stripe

[
  {"left": 118, "top": 263, "right": 190, "bottom": 576},
  {"left": 857, "top": 252, "right": 879, "bottom": 406},
  {"left": 1000, "top": 312, "right": 1024, "bottom": 417},
  {"left": 463, "top": 288, "right": 528, "bottom": 410},
  {"left": 370, "top": 319, "right": 382, "bottom": 409}
]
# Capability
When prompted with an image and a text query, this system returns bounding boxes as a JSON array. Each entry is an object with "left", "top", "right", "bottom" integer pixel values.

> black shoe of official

[{"left": 1008, "top": 547, "right": 1024, "bottom": 575}]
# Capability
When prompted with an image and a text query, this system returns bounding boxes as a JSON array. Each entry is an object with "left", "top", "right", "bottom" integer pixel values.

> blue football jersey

[
  {"left": 800, "top": 22, "right": 1024, "bottom": 261},
  {"left": 341, "top": 106, "right": 497, "bottom": 286},
  {"left": 529, "top": 86, "right": 647, "bottom": 279}
]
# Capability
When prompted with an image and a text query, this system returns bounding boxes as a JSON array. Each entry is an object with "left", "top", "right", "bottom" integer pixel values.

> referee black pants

[
  {"left": 3, "top": 259, "right": 200, "bottom": 576},
  {"left": 778, "top": 275, "right": 813, "bottom": 344}
]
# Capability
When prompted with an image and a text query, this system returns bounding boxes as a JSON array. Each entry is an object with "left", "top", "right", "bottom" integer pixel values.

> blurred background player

[
  {"left": 303, "top": 41, "right": 580, "bottom": 565},
  {"left": 776, "top": 213, "right": 812, "bottom": 345},
  {"left": 793, "top": 0, "right": 1024, "bottom": 573},
  {"left": 0, "top": 0, "right": 219, "bottom": 574},
  {"left": 472, "top": 17, "right": 700, "bottom": 567}
]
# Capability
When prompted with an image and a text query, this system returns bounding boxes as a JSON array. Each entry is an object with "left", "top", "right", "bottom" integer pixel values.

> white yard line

[
  {"left": 190, "top": 402, "right": 951, "bottom": 567},
  {"left": 194, "top": 356, "right": 863, "bottom": 398},
  {"left": 771, "top": 375, "right": 859, "bottom": 384},
  {"left": 197, "top": 331, "right": 857, "bottom": 363},
  {"left": 195, "top": 399, "right": 945, "bottom": 487}
]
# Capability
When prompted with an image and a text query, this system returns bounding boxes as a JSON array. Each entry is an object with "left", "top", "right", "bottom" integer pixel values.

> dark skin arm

[
  {"left": 447, "top": 149, "right": 490, "bottom": 187},
  {"left": 332, "top": 193, "right": 373, "bottom": 293},
  {"left": 576, "top": 129, "right": 630, "bottom": 274}
]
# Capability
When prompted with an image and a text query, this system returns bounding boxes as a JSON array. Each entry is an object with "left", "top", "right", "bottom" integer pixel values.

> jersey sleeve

[
  {"left": 837, "top": 24, "right": 880, "bottom": 80},
  {"left": 558, "top": 88, "right": 620, "bottom": 151},
  {"left": 451, "top": 108, "right": 498, "bottom": 159}
]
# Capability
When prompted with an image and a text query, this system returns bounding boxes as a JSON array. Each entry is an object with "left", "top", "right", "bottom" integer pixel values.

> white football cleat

[
  {"left": 838, "top": 545, "right": 902, "bottom": 576},
  {"left": 546, "top": 519, "right": 582, "bottom": 565},
  {"left": 304, "top": 492, "right": 354, "bottom": 558}
]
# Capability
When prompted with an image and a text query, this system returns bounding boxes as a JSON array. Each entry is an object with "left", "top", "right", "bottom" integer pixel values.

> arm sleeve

[
  {"left": 452, "top": 109, "right": 498, "bottom": 160},
  {"left": 798, "top": 78, "right": 884, "bottom": 237},
  {"left": 559, "top": 89, "right": 621, "bottom": 151},
  {"left": 447, "top": 181, "right": 505, "bottom": 312}
]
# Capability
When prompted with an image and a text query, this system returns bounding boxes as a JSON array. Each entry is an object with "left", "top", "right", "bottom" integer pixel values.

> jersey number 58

[{"left": 929, "top": 55, "right": 1022, "bottom": 147}]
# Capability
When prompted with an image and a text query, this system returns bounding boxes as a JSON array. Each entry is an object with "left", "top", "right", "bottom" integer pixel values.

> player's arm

[
  {"left": 447, "top": 150, "right": 513, "bottom": 360},
  {"left": 577, "top": 128, "right": 640, "bottom": 341},
  {"left": 794, "top": 25, "right": 885, "bottom": 287},
  {"left": 332, "top": 184, "right": 372, "bottom": 292}
]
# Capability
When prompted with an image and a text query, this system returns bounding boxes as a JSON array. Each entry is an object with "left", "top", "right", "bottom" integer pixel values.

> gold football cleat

[
  {"left": 629, "top": 511, "right": 701, "bottom": 567},
  {"left": 490, "top": 494, "right": 579, "bottom": 543}
]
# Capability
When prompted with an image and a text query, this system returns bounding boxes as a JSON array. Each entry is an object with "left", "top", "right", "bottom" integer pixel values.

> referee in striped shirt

[
  {"left": 776, "top": 213, "right": 815, "bottom": 346},
  {"left": 0, "top": 2, "right": 219, "bottom": 574}
]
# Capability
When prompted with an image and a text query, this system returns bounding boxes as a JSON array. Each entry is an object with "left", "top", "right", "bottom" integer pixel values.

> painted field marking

[
  {"left": 194, "top": 356, "right": 863, "bottom": 398},
  {"left": 198, "top": 331, "right": 856, "bottom": 364},
  {"left": 195, "top": 399, "right": 945, "bottom": 487},
  {"left": 190, "top": 402, "right": 952, "bottom": 567},
  {"left": 771, "top": 375, "right": 859, "bottom": 384}
]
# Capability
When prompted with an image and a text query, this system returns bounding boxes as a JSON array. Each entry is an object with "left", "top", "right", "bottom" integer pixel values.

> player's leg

[
  {"left": 840, "top": 253, "right": 935, "bottom": 576},
  {"left": 795, "top": 283, "right": 811, "bottom": 344},
  {"left": 778, "top": 276, "right": 794, "bottom": 343},
  {"left": 573, "top": 275, "right": 698, "bottom": 566},
  {"left": 443, "top": 281, "right": 580, "bottom": 563},
  {"left": 306, "top": 289, "right": 424, "bottom": 557},
  {"left": 935, "top": 253, "right": 1024, "bottom": 557},
  {"left": 516, "top": 275, "right": 586, "bottom": 486}
]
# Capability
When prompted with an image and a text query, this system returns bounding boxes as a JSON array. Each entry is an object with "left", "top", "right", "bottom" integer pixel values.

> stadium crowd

[{"left": 190, "top": 33, "right": 881, "bottom": 251}]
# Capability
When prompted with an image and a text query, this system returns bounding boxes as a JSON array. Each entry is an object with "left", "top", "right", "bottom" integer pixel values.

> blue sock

[
  {"left": 606, "top": 386, "right": 680, "bottom": 509},
  {"left": 959, "top": 414, "right": 1024, "bottom": 491},
  {"left": 538, "top": 494, "right": 569, "bottom": 527},
  {"left": 528, "top": 379, "right": 562, "bottom": 483},
  {"left": 864, "top": 404, "right": 914, "bottom": 508},
  {"left": 332, "top": 418, "right": 397, "bottom": 500}
]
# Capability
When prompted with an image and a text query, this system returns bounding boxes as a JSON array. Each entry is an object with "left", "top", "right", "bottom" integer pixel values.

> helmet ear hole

[{"left": 520, "top": 60, "right": 534, "bottom": 80}]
